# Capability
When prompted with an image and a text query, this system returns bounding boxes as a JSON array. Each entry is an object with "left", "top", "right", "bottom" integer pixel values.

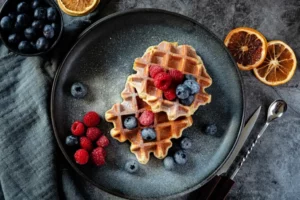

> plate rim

[{"left": 50, "top": 8, "right": 245, "bottom": 200}]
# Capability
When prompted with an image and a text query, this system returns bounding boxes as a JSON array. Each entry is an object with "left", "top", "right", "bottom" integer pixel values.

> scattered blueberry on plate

[
  {"left": 71, "top": 82, "right": 87, "bottom": 98},
  {"left": 163, "top": 156, "right": 175, "bottom": 170},
  {"left": 0, "top": 0, "right": 61, "bottom": 54},
  {"left": 174, "top": 150, "right": 187, "bottom": 165},
  {"left": 180, "top": 138, "right": 192, "bottom": 150},
  {"left": 204, "top": 124, "right": 218, "bottom": 136},
  {"left": 125, "top": 160, "right": 139, "bottom": 173}
]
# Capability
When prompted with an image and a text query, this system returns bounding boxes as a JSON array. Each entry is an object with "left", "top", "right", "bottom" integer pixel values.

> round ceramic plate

[{"left": 51, "top": 9, "right": 244, "bottom": 199}]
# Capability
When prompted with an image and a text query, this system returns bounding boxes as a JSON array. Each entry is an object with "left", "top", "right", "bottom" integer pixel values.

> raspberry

[
  {"left": 86, "top": 127, "right": 102, "bottom": 141},
  {"left": 71, "top": 121, "right": 85, "bottom": 136},
  {"left": 91, "top": 147, "right": 106, "bottom": 166},
  {"left": 80, "top": 137, "right": 93, "bottom": 152},
  {"left": 154, "top": 72, "right": 172, "bottom": 91},
  {"left": 139, "top": 110, "right": 155, "bottom": 126},
  {"left": 164, "top": 87, "right": 176, "bottom": 101},
  {"left": 83, "top": 111, "right": 101, "bottom": 127},
  {"left": 149, "top": 64, "right": 164, "bottom": 78},
  {"left": 96, "top": 135, "right": 110, "bottom": 147},
  {"left": 74, "top": 149, "right": 89, "bottom": 165},
  {"left": 169, "top": 69, "right": 184, "bottom": 84}
]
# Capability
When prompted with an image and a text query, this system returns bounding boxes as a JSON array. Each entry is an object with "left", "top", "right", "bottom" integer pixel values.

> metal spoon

[{"left": 230, "top": 99, "right": 287, "bottom": 178}]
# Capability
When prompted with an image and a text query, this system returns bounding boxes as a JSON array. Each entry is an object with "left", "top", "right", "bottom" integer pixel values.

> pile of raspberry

[
  {"left": 65, "top": 111, "right": 110, "bottom": 166},
  {"left": 149, "top": 64, "right": 200, "bottom": 105}
]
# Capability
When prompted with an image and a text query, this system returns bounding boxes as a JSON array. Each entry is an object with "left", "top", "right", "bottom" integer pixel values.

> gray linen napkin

[{"left": 0, "top": 1, "right": 109, "bottom": 199}]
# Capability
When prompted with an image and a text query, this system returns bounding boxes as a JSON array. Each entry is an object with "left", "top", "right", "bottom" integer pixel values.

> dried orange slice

[
  {"left": 224, "top": 27, "right": 268, "bottom": 70},
  {"left": 253, "top": 40, "right": 297, "bottom": 86},
  {"left": 57, "top": 0, "right": 100, "bottom": 16}
]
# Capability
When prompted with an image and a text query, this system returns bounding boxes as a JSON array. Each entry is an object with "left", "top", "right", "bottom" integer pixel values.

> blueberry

[
  {"left": 30, "top": 41, "right": 36, "bottom": 49},
  {"left": 176, "top": 84, "right": 191, "bottom": 100},
  {"left": 0, "top": 16, "right": 13, "bottom": 30},
  {"left": 163, "top": 156, "right": 175, "bottom": 170},
  {"left": 183, "top": 80, "right": 200, "bottom": 94},
  {"left": 36, "top": 37, "right": 49, "bottom": 51},
  {"left": 141, "top": 128, "right": 156, "bottom": 141},
  {"left": 31, "top": 0, "right": 42, "bottom": 10},
  {"left": 174, "top": 150, "right": 187, "bottom": 165},
  {"left": 24, "top": 27, "right": 37, "bottom": 40},
  {"left": 18, "top": 41, "right": 32, "bottom": 52},
  {"left": 204, "top": 124, "right": 218, "bottom": 136},
  {"left": 180, "top": 138, "right": 192, "bottom": 150},
  {"left": 8, "top": 12, "right": 17, "bottom": 21},
  {"left": 180, "top": 95, "right": 194, "bottom": 106},
  {"left": 51, "top": 23, "right": 59, "bottom": 33},
  {"left": 16, "top": 14, "right": 30, "bottom": 27},
  {"left": 70, "top": 82, "right": 87, "bottom": 98},
  {"left": 34, "top": 7, "right": 47, "bottom": 20},
  {"left": 8, "top": 34, "right": 21, "bottom": 44},
  {"left": 65, "top": 135, "right": 79, "bottom": 146},
  {"left": 32, "top": 20, "right": 44, "bottom": 31},
  {"left": 124, "top": 116, "right": 137, "bottom": 129},
  {"left": 125, "top": 160, "right": 139, "bottom": 173},
  {"left": 17, "top": 2, "right": 30, "bottom": 13},
  {"left": 43, "top": 24, "right": 55, "bottom": 39},
  {"left": 14, "top": 22, "right": 23, "bottom": 32},
  {"left": 47, "top": 7, "right": 57, "bottom": 22},
  {"left": 185, "top": 74, "right": 196, "bottom": 81}
]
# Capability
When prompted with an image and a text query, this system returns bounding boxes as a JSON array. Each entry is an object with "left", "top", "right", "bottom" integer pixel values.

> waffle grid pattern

[
  {"left": 128, "top": 41, "right": 212, "bottom": 120},
  {"left": 105, "top": 83, "right": 193, "bottom": 164}
]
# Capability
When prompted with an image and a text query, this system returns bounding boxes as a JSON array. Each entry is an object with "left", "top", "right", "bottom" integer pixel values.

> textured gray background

[{"left": 93, "top": 0, "right": 300, "bottom": 199}]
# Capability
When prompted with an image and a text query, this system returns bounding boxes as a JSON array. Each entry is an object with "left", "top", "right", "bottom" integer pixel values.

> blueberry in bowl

[{"left": 0, "top": 0, "right": 63, "bottom": 56}]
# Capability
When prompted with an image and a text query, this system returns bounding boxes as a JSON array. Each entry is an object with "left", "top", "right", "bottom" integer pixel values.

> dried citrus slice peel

[
  {"left": 224, "top": 27, "right": 268, "bottom": 70},
  {"left": 57, "top": 0, "right": 100, "bottom": 16},
  {"left": 253, "top": 40, "right": 297, "bottom": 86}
]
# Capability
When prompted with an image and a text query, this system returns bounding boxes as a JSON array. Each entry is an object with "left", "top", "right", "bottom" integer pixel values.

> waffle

[
  {"left": 127, "top": 41, "right": 212, "bottom": 120},
  {"left": 105, "top": 82, "right": 193, "bottom": 164}
]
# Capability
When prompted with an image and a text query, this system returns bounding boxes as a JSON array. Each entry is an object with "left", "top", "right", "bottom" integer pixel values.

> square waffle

[
  {"left": 105, "top": 83, "right": 193, "bottom": 164},
  {"left": 127, "top": 41, "right": 212, "bottom": 120}
]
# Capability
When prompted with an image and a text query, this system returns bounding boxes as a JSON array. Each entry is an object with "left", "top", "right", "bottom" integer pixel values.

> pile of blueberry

[
  {"left": 176, "top": 75, "right": 200, "bottom": 106},
  {"left": 0, "top": 0, "right": 60, "bottom": 53}
]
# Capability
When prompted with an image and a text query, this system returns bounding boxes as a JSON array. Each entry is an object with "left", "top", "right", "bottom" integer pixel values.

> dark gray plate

[{"left": 51, "top": 9, "right": 244, "bottom": 199}]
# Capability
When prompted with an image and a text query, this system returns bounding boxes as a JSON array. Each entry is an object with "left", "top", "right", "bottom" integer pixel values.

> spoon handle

[
  {"left": 229, "top": 123, "right": 269, "bottom": 179},
  {"left": 258, "top": 122, "right": 269, "bottom": 138}
]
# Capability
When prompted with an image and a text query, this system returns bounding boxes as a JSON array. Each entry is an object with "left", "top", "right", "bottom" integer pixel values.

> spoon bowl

[{"left": 267, "top": 100, "right": 287, "bottom": 123}]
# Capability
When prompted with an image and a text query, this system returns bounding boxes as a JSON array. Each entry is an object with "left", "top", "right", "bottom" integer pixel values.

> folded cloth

[{"left": 0, "top": 1, "right": 110, "bottom": 199}]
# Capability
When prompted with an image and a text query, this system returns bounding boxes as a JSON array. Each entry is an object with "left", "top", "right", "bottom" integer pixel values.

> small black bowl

[{"left": 0, "top": 0, "right": 64, "bottom": 56}]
